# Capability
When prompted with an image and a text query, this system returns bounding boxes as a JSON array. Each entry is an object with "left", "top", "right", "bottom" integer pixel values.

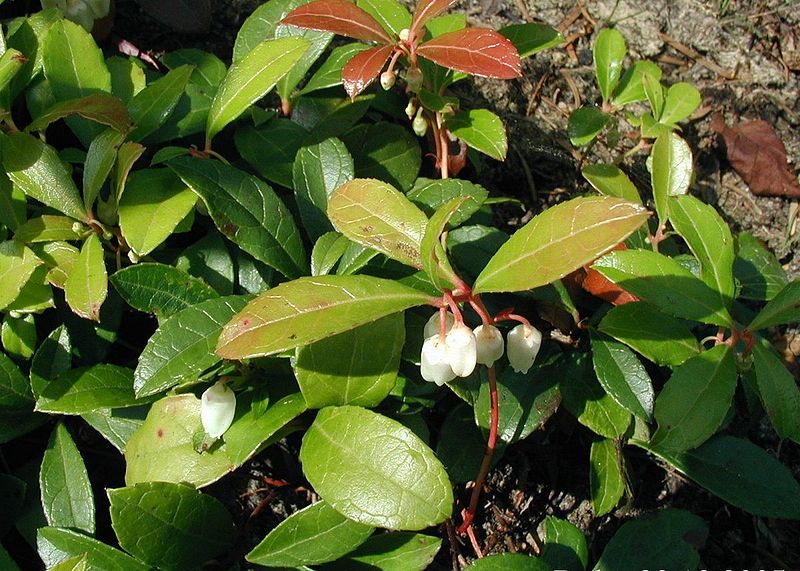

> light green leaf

[
  {"left": 568, "top": 106, "right": 610, "bottom": 146},
  {"left": 651, "top": 132, "right": 692, "bottom": 224},
  {"left": 2, "top": 313, "right": 37, "bottom": 360},
  {"left": 747, "top": 279, "right": 800, "bottom": 331},
  {"left": 357, "top": 0, "right": 411, "bottom": 36},
  {"left": 651, "top": 344, "right": 737, "bottom": 453},
  {"left": 39, "top": 423, "right": 94, "bottom": 534},
  {"left": 318, "top": 532, "right": 441, "bottom": 571},
  {"left": 206, "top": 36, "right": 310, "bottom": 143},
  {"left": 232, "top": 0, "right": 308, "bottom": 61},
  {"left": 300, "top": 406, "right": 453, "bottom": 530},
  {"left": 37, "top": 527, "right": 149, "bottom": 571},
  {"left": 109, "top": 482, "right": 234, "bottom": 571},
  {"left": 499, "top": 23, "right": 563, "bottom": 58},
  {"left": 611, "top": 60, "right": 662, "bottom": 107},
  {"left": 235, "top": 119, "right": 309, "bottom": 188},
  {"left": 0, "top": 47, "right": 25, "bottom": 95},
  {"left": 36, "top": 365, "right": 138, "bottom": 415},
  {"left": 246, "top": 500, "right": 374, "bottom": 567},
  {"left": 299, "top": 43, "right": 371, "bottom": 95},
  {"left": 81, "top": 406, "right": 149, "bottom": 453},
  {"left": 445, "top": 109, "right": 507, "bottom": 160},
  {"left": 344, "top": 122, "right": 421, "bottom": 191},
  {"left": 128, "top": 64, "right": 194, "bottom": 141},
  {"left": 660, "top": 82, "right": 701, "bottom": 125},
  {"left": 0, "top": 240, "right": 43, "bottom": 311},
  {"left": 169, "top": 156, "right": 307, "bottom": 279},
  {"left": 64, "top": 234, "right": 107, "bottom": 321},
  {"left": 589, "top": 438, "right": 625, "bottom": 517},
  {"left": 82, "top": 128, "right": 126, "bottom": 210},
  {"left": 591, "top": 330, "right": 654, "bottom": 420},
  {"left": 0, "top": 172, "right": 27, "bottom": 231},
  {"left": 328, "top": 178, "right": 428, "bottom": 269},
  {"left": 733, "top": 232, "right": 788, "bottom": 301},
  {"left": 311, "top": 232, "right": 349, "bottom": 276},
  {"left": 112, "top": 140, "right": 146, "bottom": 201},
  {"left": 582, "top": 164, "right": 641, "bottom": 203},
  {"left": 643, "top": 72, "right": 665, "bottom": 120},
  {"left": 420, "top": 197, "right": 468, "bottom": 289},
  {"left": 540, "top": 516, "right": 589, "bottom": 571},
  {"left": 752, "top": 338, "right": 800, "bottom": 443},
  {"left": 466, "top": 553, "right": 551, "bottom": 570},
  {"left": 593, "top": 28, "right": 626, "bottom": 102},
  {"left": 474, "top": 196, "right": 649, "bottom": 294},
  {"left": 36, "top": 241, "right": 79, "bottom": 290},
  {"left": 118, "top": 168, "right": 197, "bottom": 256},
  {"left": 275, "top": 25, "right": 332, "bottom": 101},
  {"left": 49, "top": 554, "right": 88, "bottom": 571},
  {"left": 134, "top": 296, "right": 250, "bottom": 397},
  {"left": 106, "top": 56, "right": 147, "bottom": 103}
]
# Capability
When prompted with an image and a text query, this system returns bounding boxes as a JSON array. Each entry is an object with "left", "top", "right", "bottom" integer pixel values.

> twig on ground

[{"left": 659, "top": 32, "right": 737, "bottom": 79}]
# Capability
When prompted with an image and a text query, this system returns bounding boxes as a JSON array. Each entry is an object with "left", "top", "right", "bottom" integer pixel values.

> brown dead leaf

[{"left": 711, "top": 113, "right": 800, "bottom": 199}]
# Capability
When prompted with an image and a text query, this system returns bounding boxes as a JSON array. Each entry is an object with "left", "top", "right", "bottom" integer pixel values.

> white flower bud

[
  {"left": 412, "top": 112, "right": 427, "bottom": 137},
  {"left": 200, "top": 381, "right": 236, "bottom": 438},
  {"left": 421, "top": 335, "right": 456, "bottom": 385},
  {"left": 474, "top": 324, "right": 504, "bottom": 366},
  {"left": 423, "top": 311, "right": 454, "bottom": 340},
  {"left": 405, "top": 99, "right": 417, "bottom": 120},
  {"left": 380, "top": 70, "right": 396, "bottom": 90},
  {"left": 399, "top": 28, "right": 410, "bottom": 41},
  {"left": 506, "top": 324, "right": 542, "bottom": 374},
  {"left": 445, "top": 323, "right": 477, "bottom": 377}
]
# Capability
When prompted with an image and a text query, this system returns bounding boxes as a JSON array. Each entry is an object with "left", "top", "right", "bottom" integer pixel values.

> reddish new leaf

[
  {"left": 566, "top": 243, "right": 639, "bottom": 306},
  {"left": 711, "top": 114, "right": 800, "bottom": 199},
  {"left": 342, "top": 44, "right": 394, "bottom": 100},
  {"left": 281, "top": 0, "right": 393, "bottom": 44},
  {"left": 417, "top": 28, "right": 521, "bottom": 79},
  {"left": 410, "top": 0, "right": 458, "bottom": 37}
]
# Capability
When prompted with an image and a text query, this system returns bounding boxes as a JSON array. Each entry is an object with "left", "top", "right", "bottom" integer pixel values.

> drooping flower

[
  {"left": 506, "top": 324, "right": 542, "bottom": 374},
  {"left": 474, "top": 324, "right": 504, "bottom": 366},
  {"left": 421, "top": 335, "right": 456, "bottom": 385},
  {"left": 200, "top": 380, "right": 236, "bottom": 438},
  {"left": 445, "top": 323, "right": 477, "bottom": 377},
  {"left": 423, "top": 310, "right": 454, "bottom": 339}
]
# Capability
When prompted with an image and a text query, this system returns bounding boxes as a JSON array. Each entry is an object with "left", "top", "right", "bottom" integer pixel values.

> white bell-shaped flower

[
  {"left": 474, "top": 324, "right": 504, "bottom": 366},
  {"left": 423, "top": 311, "right": 454, "bottom": 339},
  {"left": 421, "top": 335, "right": 456, "bottom": 385},
  {"left": 445, "top": 323, "right": 477, "bottom": 377},
  {"left": 506, "top": 324, "right": 542, "bottom": 374},
  {"left": 200, "top": 381, "right": 236, "bottom": 438}
]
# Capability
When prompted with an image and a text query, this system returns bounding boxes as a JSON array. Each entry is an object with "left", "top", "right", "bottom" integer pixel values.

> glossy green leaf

[
  {"left": 218, "top": 275, "right": 432, "bottom": 359},
  {"left": 2, "top": 132, "right": 86, "bottom": 221},
  {"left": 474, "top": 196, "right": 649, "bottom": 294},
  {"left": 296, "top": 314, "right": 403, "bottom": 408},
  {"left": 161, "top": 49, "right": 227, "bottom": 88},
  {"left": 143, "top": 82, "right": 214, "bottom": 144},
  {"left": 275, "top": 26, "right": 332, "bottom": 101},
  {"left": 134, "top": 296, "right": 250, "bottom": 397},
  {"left": 420, "top": 197, "right": 467, "bottom": 289},
  {"left": 643, "top": 73, "right": 665, "bottom": 120},
  {"left": 175, "top": 232, "right": 235, "bottom": 295},
  {"left": 64, "top": 235, "right": 107, "bottom": 321},
  {"left": 733, "top": 232, "right": 788, "bottom": 301},
  {"left": 582, "top": 164, "right": 641, "bottom": 203},
  {"left": 344, "top": 122, "right": 421, "bottom": 191},
  {"left": 747, "top": 279, "right": 800, "bottom": 331},
  {"left": 83, "top": 128, "right": 126, "bottom": 211},
  {"left": 293, "top": 137, "right": 355, "bottom": 242},
  {"left": 112, "top": 140, "right": 146, "bottom": 200},
  {"left": 328, "top": 178, "right": 428, "bottom": 269},
  {"left": 235, "top": 119, "right": 309, "bottom": 187},
  {"left": 36, "top": 241, "right": 79, "bottom": 290},
  {"left": 311, "top": 232, "right": 349, "bottom": 276},
  {"left": 81, "top": 406, "right": 149, "bottom": 453},
  {"left": 110, "top": 263, "right": 218, "bottom": 319},
  {"left": 29, "top": 325, "right": 72, "bottom": 400},
  {"left": 49, "top": 554, "right": 88, "bottom": 571},
  {"left": 169, "top": 156, "right": 307, "bottom": 279},
  {"left": 643, "top": 435, "right": 800, "bottom": 519},
  {"left": 37, "top": 527, "right": 149, "bottom": 571},
  {"left": 125, "top": 391, "right": 306, "bottom": 487},
  {"left": 109, "top": 482, "right": 234, "bottom": 571},
  {"left": 0, "top": 172, "right": 26, "bottom": 231},
  {"left": 591, "top": 330, "right": 654, "bottom": 421},
  {"left": 127, "top": 64, "right": 194, "bottom": 141},
  {"left": 0, "top": 47, "right": 25, "bottom": 95},
  {"left": 0, "top": 240, "right": 43, "bottom": 311},
  {"left": 4, "top": 264, "right": 54, "bottom": 314},
  {"left": 232, "top": 0, "right": 309, "bottom": 61},
  {"left": 319, "top": 532, "right": 441, "bottom": 571},
  {"left": 592, "top": 249, "right": 733, "bottom": 327},
  {"left": 247, "top": 500, "right": 374, "bottom": 567},
  {"left": 106, "top": 56, "right": 147, "bottom": 103},
  {"left": 568, "top": 106, "right": 610, "bottom": 147},
  {"left": 651, "top": 344, "right": 737, "bottom": 453},
  {"left": 651, "top": 132, "right": 692, "bottom": 224},
  {"left": 752, "top": 338, "right": 800, "bottom": 443},
  {"left": 593, "top": 28, "right": 626, "bottom": 102},
  {"left": 611, "top": 60, "right": 662, "bottom": 106},
  {"left": 445, "top": 109, "right": 507, "bottom": 160},
  {"left": 407, "top": 178, "right": 488, "bottom": 226},
  {"left": 357, "top": 0, "right": 410, "bottom": 36},
  {"left": 299, "top": 43, "right": 371, "bottom": 95},
  {"left": 599, "top": 302, "right": 701, "bottom": 366},
  {"left": 499, "top": 22, "right": 562, "bottom": 58},
  {"left": 466, "top": 553, "right": 551, "bottom": 570},
  {"left": 118, "top": 168, "right": 196, "bottom": 256},
  {"left": 0, "top": 349, "right": 33, "bottom": 410},
  {"left": 300, "top": 406, "right": 452, "bottom": 529},
  {"left": 25, "top": 94, "right": 131, "bottom": 134},
  {"left": 660, "top": 82, "right": 701, "bottom": 125},
  {"left": 589, "top": 438, "right": 625, "bottom": 517},
  {"left": 14, "top": 215, "right": 84, "bottom": 243},
  {"left": 206, "top": 37, "right": 310, "bottom": 143},
  {"left": 39, "top": 423, "right": 94, "bottom": 534},
  {"left": 336, "top": 241, "right": 379, "bottom": 275},
  {"left": 594, "top": 509, "right": 707, "bottom": 571},
  {"left": 35, "top": 365, "right": 137, "bottom": 415},
  {"left": 2, "top": 314, "right": 37, "bottom": 360},
  {"left": 540, "top": 516, "right": 589, "bottom": 571}
]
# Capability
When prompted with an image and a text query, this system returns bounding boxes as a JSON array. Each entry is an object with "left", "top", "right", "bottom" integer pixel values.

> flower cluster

[{"left": 420, "top": 313, "right": 542, "bottom": 385}]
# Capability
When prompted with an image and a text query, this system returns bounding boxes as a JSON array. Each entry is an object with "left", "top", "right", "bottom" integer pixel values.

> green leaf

[
  {"left": 0, "top": 47, "right": 25, "bottom": 95},
  {"left": 293, "top": 137, "right": 355, "bottom": 242},
  {"left": 64, "top": 235, "right": 107, "bottom": 321},
  {"left": 599, "top": 302, "right": 701, "bottom": 366},
  {"left": 420, "top": 197, "right": 468, "bottom": 289},
  {"left": 0, "top": 172, "right": 27, "bottom": 231},
  {"left": 642, "top": 435, "right": 800, "bottom": 520},
  {"left": 328, "top": 178, "right": 428, "bottom": 269},
  {"left": 30, "top": 325, "right": 72, "bottom": 400},
  {"left": 319, "top": 532, "right": 441, "bottom": 571},
  {"left": 582, "top": 164, "right": 641, "bottom": 203},
  {"left": 49, "top": 554, "right": 88, "bottom": 571},
  {"left": 344, "top": 122, "right": 421, "bottom": 191},
  {"left": 206, "top": 37, "right": 310, "bottom": 143},
  {"left": 275, "top": 26, "right": 332, "bottom": 101},
  {"left": 540, "top": 516, "right": 589, "bottom": 571},
  {"left": 118, "top": 168, "right": 197, "bottom": 256},
  {"left": 643, "top": 73, "right": 665, "bottom": 120},
  {"left": 161, "top": 49, "right": 227, "bottom": 88},
  {"left": 669, "top": 194, "right": 735, "bottom": 305},
  {"left": 466, "top": 553, "right": 551, "bottom": 570},
  {"left": 300, "top": 406, "right": 453, "bottom": 530},
  {"left": 568, "top": 106, "right": 610, "bottom": 146},
  {"left": 218, "top": 275, "right": 432, "bottom": 359},
  {"left": 589, "top": 438, "right": 625, "bottom": 517},
  {"left": 0, "top": 544, "right": 22, "bottom": 571},
  {"left": 134, "top": 296, "right": 250, "bottom": 397},
  {"left": 112, "top": 140, "right": 146, "bottom": 201},
  {"left": 594, "top": 509, "right": 707, "bottom": 571},
  {"left": 2, "top": 132, "right": 87, "bottom": 221},
  {"left": 2, "top": 313, "right": 37, "bottom": 360},
  {"left": 37, "top": 527, "right": 149, "bottom": 571},
  {"left": 235, "top": 119, "right": 309, "bottom": 188},
  {"left": 592, "top": 249, "right": 733, "bottom": 327},
  {"left": 752, "top": 338, "right": 800, "bottom": 443},
  {"left": 143, "top": 83, "right": 214, "bottom": 144},
  {"left": 747, "top": 279, "right": 800, "bottom": 331},
  {"left": 651, "top": 344, "right": 737, "bottom": 453},
  {"left": 299, "top": 43, "right": 371, "bottom": 95},
  {"left": 109, "top": 482, "right": 234, "bottom": 571},
  {"left": 733, "top": 232, "right": 788, "bottom": 301},
  {"left": 106, "top": 56, "right": 147, "bottom": 103},
  {"left": 175, "top": 232, "right": 235, "bottom": 295},
  {"left": 232, "top": 0, "right": 308, "bottom": 61},
  {"left": 650, "top": 132, "right": 692, "bottom": 224},
  {"left": 445, "top": 109, "right": 507, "bottom": 160},
  {"left": 311, "top": 232, "right": 349, "bottom": 276},
  {"left": 110, "top": 263, "right": 218, "bottom": 319},
  {"left": 125, "top": 391, "right": 306, "bottom": 487},
  {"left": 407, "top": 178, "right": 488, "bottom": 226},
  {"left": 39, "top": 423, "right": 94, "bottom": 534},
  {"left": 474, "top": 196, "right": 649, "bottom": 294},
  {"left": 247, "top": 500, "right": 374, "bottom": 567},
  {"left": 128, "top": 64, "right": 194, "bottom": 141},
  {"left": 611, "top": 60, "right": 662, "bottom": 107},
  {"left": 499, "top": 23, "right": 562, "bottom": 58},
  {"left": 0, "top": 349, "right": 33, "bottom": 409},
  {"left": 357, "top": 0, "right": 411, "bottom": 36},
  {"left": 0, "top": 240, "right": 43, "bottom": 311},
  {"left": 81, "top": 406, "right": 149, "bottom": 453},
  {"left": 25, "top": 94, "right": 131, "bottom": 134},
  {"left": 36, "top": 365, "right": 137, "bottom": 415},
  {"left": 83, "top": 128, "right": 126, "bottom": 211},
  {"left": 593, "top": 28, "right": 626, "bottom": 102},
  {"left": 660, "top": 82, "right": 701, "bottom": 125},
  {"left": 436, "top": 403, "right": 493, "bottom": 484},
  {"left": 591, "top": 330, "right": 654, "bottom": 420},
  {"left": 169, "top": 156, "right": 307, "bottom": 279}
]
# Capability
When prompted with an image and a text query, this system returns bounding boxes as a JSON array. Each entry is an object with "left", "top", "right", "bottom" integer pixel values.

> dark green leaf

[
  {"left": 466, "top": 553, "right": 551, "bottom": 570},
  {"left": 733, "top": 232, "right": 788, "bottom": 301},
  {"left": 0, "top": 172, "right": 26, "bottom": 231},
  {"left": 143, "top": 83, "right": 214, "bottom": 144},
  {"left": 235, "top": 119, "right": 309, "bottom": 188},
  {"left": 591, "top": 330, "right": 654, "bottom": 420},
  {"left": 436, "top": 403, "right": 492, "bottom": 484},
  {"left": 446, "top": 109, "right": 507, "bottom": 160},
  {"left": 30, "top": 325, "right": 72, "bottom": 399},
  {"left": 275, "top": 25, "right": 332, "bottom": 101},
  {"left": 344, "top": 121, "right": 421, "bottom": 191},
  {"left": 36, "top": 365, "right": 138, "bottom": 415},
  {"left": 752, "top": 338, "right": 800, "bottom": 443},
  {"left": 540, "top": 516, "right": 588, "bottom": 571},
  {"left": 319, "top": 532, "right": 441, "bottom": 571},
  {"left": 407, "top": 178, "right": 488, "bottom": 226},
  {"left": 568, "top": 106, "right": 610, "bottom": 147},
  {"left": 593, "top": 28, "right": 626, "bottom": 102},
  {"left": 175, "top": 232, "right": 235, "bottom": 295},
  {"left": 589, "top": 438, "right": 625, "bottom": 517},
  {"left": 747, "top": 279, "right": 800, "bottom": 331},
  {"left": 37, "top": 527, "right": 149, "bottom": 571},
  {"left": 161, "top": 49, "right": 227, "bottom": 88},
  {"left": 127, "top": 64, "right": 194, "bottom": 141},
  {"left": 81, "top": 406, "right": 149, "bottom": 453},
  {"left": 0, "top": 349, "right": 33, "bottom": 409},
  {"left": 499, "top": 23, "right": 562, "bottom": 57},
  {"left": 0, "top": 473, "right": 26, "bottom": 538}
]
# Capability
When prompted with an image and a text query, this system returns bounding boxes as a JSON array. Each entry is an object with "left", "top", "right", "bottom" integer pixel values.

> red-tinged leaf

[
  {"left": 566, "top": 243, "right": 640, "bottom": 306},
  {"left": 282, "top": 0, "right": 393, "bottom": 44},
  {"left": 711, "top": 114, "right": 800, "bottom": 199},
  {"left": 342, "top": 44, "right": 394, "bottom": 100},
  {"left": 417, "top": 28, "right": 521, "bottom": 79},
  {"left": 410, "top": 0, "right": 458, "bottom": 37}
]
